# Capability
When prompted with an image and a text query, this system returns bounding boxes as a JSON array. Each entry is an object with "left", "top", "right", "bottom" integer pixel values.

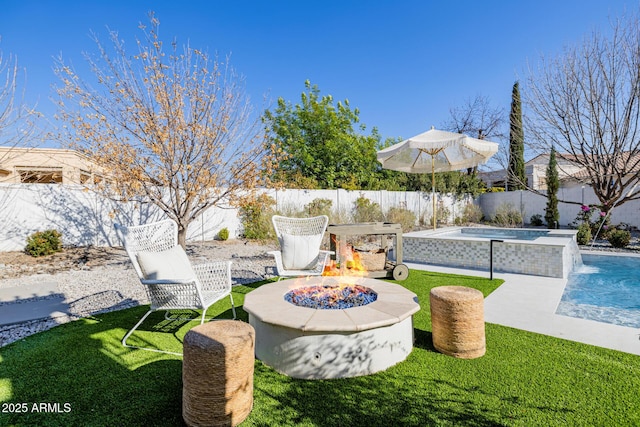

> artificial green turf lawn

[{"left": 1, "top": 270, "right": 640, "bottom": 426}]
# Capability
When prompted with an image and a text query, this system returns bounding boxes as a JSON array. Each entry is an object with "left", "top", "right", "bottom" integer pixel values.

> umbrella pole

[{"left": 432, "top": 155, "right": 436, "bottom": 230}]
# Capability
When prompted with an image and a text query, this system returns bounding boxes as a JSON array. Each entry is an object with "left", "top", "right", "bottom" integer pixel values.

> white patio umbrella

[{"left": 377, "top": 127, "right": 499, "bottom": 229}]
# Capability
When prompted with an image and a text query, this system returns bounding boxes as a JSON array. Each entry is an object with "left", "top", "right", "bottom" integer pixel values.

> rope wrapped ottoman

[
  {"left": 430, "top": 286, "right": 485, "bottom": 359},
  {"left": 183, "top": 320, "right": 255, "bottom": 427}
]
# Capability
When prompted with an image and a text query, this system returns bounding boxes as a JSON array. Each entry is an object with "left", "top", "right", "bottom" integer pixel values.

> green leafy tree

[
  {"left": 545, "top": 147, "right": 560, "bottom": 228},
  {"left": 508, "top": 81, "right": 526, "bottom": 190},
  {"left": 400, "top": 170, "right": 486, "bottom": 197},
  {"left": 264, "top": 81, "right": 380, "bottom": 189}
]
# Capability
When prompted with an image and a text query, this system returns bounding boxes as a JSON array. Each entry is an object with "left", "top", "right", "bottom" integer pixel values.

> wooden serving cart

[{"left": 327, "top": 222, "right": 409, "bottom": 281}]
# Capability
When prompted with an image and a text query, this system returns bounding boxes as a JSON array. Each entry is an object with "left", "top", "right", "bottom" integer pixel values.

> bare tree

[
  {"left": 443, "top": 95, "right": 505, "bottom": 140},
  {"left": 0, "top": 41, "right": 42, "bottom": 210},
  {"left": 442, "top": 94, "right": 506, "bottom": 172},
  {"left": 525, "top": 12, "right": 640, "bottom": 212},
  {"left": 54, "top": 14, "right": 274, "bottom": 246},
  {"left": 0, "top": 42, "right": 41, "bottom": 167}
]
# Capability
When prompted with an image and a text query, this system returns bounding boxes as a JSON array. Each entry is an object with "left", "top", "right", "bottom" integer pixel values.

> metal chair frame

[
  {"left": 115, "top": 219, "right": 235, "bottom": 356},
  {"left": 268, "top": 215, "right": 332, "bottom": 281}
]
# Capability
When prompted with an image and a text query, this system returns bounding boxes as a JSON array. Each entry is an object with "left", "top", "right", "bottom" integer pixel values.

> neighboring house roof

[
  {"left": 558, "top": 151, "right": 640, "bottom": 182},
  {"left": 480, "top": 151, "right": 640, "bottom": 190},
  {"left": 0, "top": 146, "right": 103, "bottom": 184}
]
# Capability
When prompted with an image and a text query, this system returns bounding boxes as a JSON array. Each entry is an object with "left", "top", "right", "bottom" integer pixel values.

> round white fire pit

[{"left": 243, "top": 276, "right": 420, "bottom": 379}]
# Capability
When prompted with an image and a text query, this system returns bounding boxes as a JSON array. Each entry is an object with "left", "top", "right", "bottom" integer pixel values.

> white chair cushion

[
  {"left": 136, "top": 246, "right": 197, "bottom": 281},
  {"left": 281, "top": 233, "right": 322, "bottom": 270}
]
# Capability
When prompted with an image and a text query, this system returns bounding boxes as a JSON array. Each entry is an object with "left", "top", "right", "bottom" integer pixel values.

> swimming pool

[{"left": 556, "top": 253, "right": 640, "bottom": 328}]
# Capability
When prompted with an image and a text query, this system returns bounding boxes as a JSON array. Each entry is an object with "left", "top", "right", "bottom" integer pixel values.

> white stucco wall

[
  {"left": 0, "top": 185, "right": 470, "bottom": 252},
  {"left": 478, "top": 186, "right": 640, "bottom": 229}
]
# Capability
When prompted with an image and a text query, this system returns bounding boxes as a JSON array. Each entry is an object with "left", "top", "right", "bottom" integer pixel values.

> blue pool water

[
  {"left": 556, "top": 254, "right": 640, "bottom": 328},
  {"left": 440, "top": 228, "right": 549, "bottom": 241}
]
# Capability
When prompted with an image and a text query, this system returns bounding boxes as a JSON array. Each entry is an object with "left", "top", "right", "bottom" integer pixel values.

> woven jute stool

[
  {"left": 182, "top": 320, "right": 255, "bottom": 427},
  {"left": 430, "top": 286, "right": 485, "bottom": 359}
]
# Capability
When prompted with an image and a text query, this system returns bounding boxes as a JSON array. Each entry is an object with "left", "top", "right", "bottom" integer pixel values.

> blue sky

[{"left": 0, "top": 0, "right": 635, "bottom": 153}]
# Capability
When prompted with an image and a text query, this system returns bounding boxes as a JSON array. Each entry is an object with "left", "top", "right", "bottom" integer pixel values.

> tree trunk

[{"left": 177, "top": 224, "right": 187, "bottom": 249}]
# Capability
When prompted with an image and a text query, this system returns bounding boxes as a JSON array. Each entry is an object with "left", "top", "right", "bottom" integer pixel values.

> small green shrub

[
  {"left": 530, "top": 214, "right": 544, "bottom": 226},
  {"left": 239, "top": 194, "right": 276, "bottom": 241},
  {"left": 386, "top": 207, "right": 416, "bottom": 232},
  {"left": 607, "top": 229, "right": 631, "bottom": 248},
  {"left": 25, "top": 229, "right": 62, "bottom": 257},
  {"left": 492, "top": 203, "right": 522, "bottom": 228},
  {"left": 572, "top": 205, "right": 611, "bottom": 238},
  {"left": 305, "top": 198, "right": 333, "bottom": 217},
  {"left": 353, "top": 197, "right": 384, "bottom": 223},
  {"left": 576, "top": 222, "right": 592, "bottom": 245},
  {"left": 217, "top": 227, "right": 229, "bottom": 241}
]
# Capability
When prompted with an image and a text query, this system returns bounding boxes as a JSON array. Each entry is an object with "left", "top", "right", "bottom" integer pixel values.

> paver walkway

[
  {"left": 0, "top": 281, "right": 69, "bottom": 326},
  {"left": 406, "top": 261, "right": 640, "bottom": 356}
]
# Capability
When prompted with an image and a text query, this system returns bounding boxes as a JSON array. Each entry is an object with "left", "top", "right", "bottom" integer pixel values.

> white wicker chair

[
  {"left": 268, "top": 215, "right": 332, "bottom": 280},
  {"left": 114, "top": 219, "right": 235, "bottom": 355}
]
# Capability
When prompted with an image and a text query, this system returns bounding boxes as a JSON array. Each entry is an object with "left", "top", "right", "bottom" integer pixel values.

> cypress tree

[
  {"left": 508, "top": 81, "right": 526, "bottom": 190},
  {"left": 545, "top": 146, "right": 560, "bottom": 228}
]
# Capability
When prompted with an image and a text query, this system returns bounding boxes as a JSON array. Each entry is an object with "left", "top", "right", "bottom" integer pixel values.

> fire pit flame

[
  {"left": 322, "top": 241, "right": 372, "bottom": 277},
  {"left": 285, "top": 284, "right": 378, "bottom": 309},
  {"left": 286, "top": 240, "right": 380, "bottom": 309}
]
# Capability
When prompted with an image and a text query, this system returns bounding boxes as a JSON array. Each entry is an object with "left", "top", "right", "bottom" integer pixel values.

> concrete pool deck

[{"left": 405, "top": 260, "right": 640, "bottom": 356}]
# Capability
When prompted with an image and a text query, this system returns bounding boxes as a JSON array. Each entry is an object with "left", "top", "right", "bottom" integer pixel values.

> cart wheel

[{"left": 392, "top": 264, "right": 409, "bottom": 281}]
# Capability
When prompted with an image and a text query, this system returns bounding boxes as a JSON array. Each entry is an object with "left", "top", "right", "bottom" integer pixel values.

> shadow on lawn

[
  {"left": 251, "top": 361, "right": 511, "bottom": 427},
  {"left": 0, "top": 281, "right": 249, "bottom": 427},
  {"left": 413, "top": 328, "right": 437, "bottom": 352},
  {"left": 0, "top": 306, "right": 186, "bottom": 426}
]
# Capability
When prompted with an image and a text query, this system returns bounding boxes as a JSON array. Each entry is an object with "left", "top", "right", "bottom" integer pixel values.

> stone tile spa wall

[{"left": 402, "top": 228, "right": 581, "bottom": 278}]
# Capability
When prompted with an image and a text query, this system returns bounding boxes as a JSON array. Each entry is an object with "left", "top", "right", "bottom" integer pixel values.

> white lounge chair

[
  {"left": 268, "top": 215, "right": 332, "bottom": 280},
  {"left": 114, "top": 219, "right": 235, "bottom": 355}
]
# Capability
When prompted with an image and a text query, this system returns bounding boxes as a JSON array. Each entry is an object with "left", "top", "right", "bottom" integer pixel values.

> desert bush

[
  {"left": 25, "top": 229, "right": 63, "bottom": 257},
  {"left": 217, "top": 227, "right": 229, "bottom": 241},
  {"left": 576, "top": 222, "right": 592, "bottom": 245},
  {"left": 530, "top": 214, "right": 544, "bottom": 226},
  {"left": 329, "top": 207, "right": 351, "bottom": 226},
  {"left": 305, "top": 198, "right": 333, "bottom": 217},
  {"left": 607, "top": 229, "right": 631, "bottom": 248},
  {"left": 386, "top": 207, "right": 417, "bottom": 232},
  {"left": 428, "top": 204, "right": 451, "bottom": 227},
  {"left": 492, "top": 203, "right": 522, "bottom": 228},
  {"left": 353, "top": 197, "right": 384, "bottom": 223},
  {"left": 275, "top": 202, "right": 302, "bottom": 217},
  {"left": 238, "top": 194, "right": 276, "bottom": 241},
  {"left": 462, "top": 203, "right": 483, "bottom": 224}
]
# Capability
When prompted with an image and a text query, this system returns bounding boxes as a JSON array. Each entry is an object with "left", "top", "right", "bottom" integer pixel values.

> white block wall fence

[
  {"left": 1, "top": 183, "right": 638, "bottom": 252},
  {"left": 478, "top": 186, "right": 640, "bottom": 230},
  {"left": 0, "top": 184, "right": 470, "bottom": 252}
]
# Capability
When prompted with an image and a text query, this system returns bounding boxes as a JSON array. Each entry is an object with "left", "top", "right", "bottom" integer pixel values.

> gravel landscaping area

[{"left": 0, "top": 239, "right": 278, "bottom": 347}]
